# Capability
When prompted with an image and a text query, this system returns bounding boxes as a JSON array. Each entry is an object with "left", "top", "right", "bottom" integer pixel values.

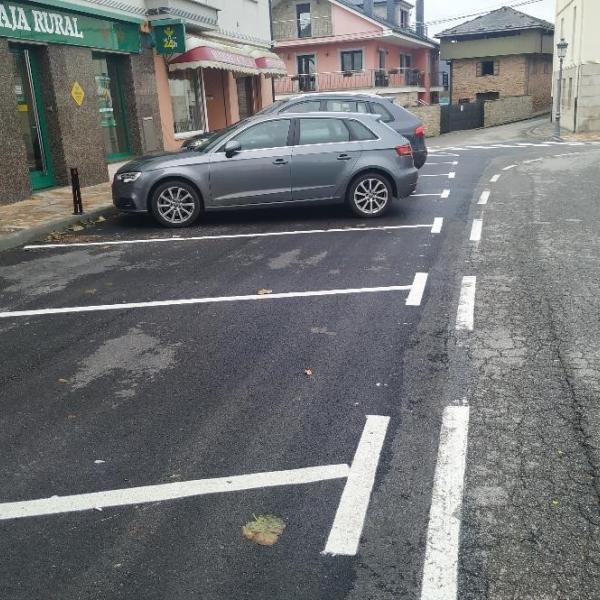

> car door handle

[
  {"left": 337, "top": 154, "right": 352, "bottom": 161},
  {"left": 273, "top": 158, "right": 288, "bottom": 165}
]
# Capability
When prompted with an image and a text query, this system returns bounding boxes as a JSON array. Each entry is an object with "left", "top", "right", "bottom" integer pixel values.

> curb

[{"left": 0, "top": 205, "right": 117, "bottom": 253}]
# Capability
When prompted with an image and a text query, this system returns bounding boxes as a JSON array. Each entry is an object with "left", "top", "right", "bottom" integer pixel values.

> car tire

[
  {"left": 347, "top": 172, "right": 392, "bottom": 218},
  {"left": 150, "top": 180, "right": 202, "bottom": 228}
]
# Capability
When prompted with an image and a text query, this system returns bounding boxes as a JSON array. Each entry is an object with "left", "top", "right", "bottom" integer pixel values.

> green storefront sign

[
  {"left": 152, "top": 20, "right": 186, "bottom": 55},
  {"left": 0, "top": 1, "right": 140, "bottom": 53}
]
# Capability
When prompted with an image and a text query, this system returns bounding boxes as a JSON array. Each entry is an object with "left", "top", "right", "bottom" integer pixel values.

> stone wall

[
  {"left": 410, "top": 104, "right": 441, "bottom": 137},
  {"left": 0, "top": 38, "right": 31, "bottom": 205},
  {"left": 526, "top": 55, "right": 553, "bottom": 113},
  {"left": 452, "top": 55, "right": 528, "bottom": 103},
  {"left": 272, "top": 0, "right": 332, "bottom": 39},
  {"left": 43, "top": 45, "right": 108, "bottom": 189},
  {"left": 484, "top": 95, "right": 534, "bottom": 128},
  {"left": 123, "top": 47, "right": 164, "bottom": 155},
  {"left": 574, "top": 63, "right": 600, "bottom": 133}
]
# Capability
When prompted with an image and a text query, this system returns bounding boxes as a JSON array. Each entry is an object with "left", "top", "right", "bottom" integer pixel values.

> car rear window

[
  {"left": 371, "top": 102, "right": 394, "bottom": 123},
  {"left": 346, "top": 119, "right": 378, "bottom": 141},
  {"left": 298, "top": 118, "right": 350, "bottom": 145}
]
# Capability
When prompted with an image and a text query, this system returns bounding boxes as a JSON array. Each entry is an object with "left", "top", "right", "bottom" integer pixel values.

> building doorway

[
  {"left": 11, "top": 46, "right": 55, "bottom": 191},
  {"left": 93, "top": 54, "right": 131, "bottom": 161},
  {"left": 297, "top": 54, "right": 316, "bottom": 92},
  {"left": 236, "top": 76, "right": 256, "bottom": 121}
]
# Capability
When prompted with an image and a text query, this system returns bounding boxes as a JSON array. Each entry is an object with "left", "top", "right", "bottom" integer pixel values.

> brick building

[{"left": 437, "top": 7, "right": 554, "bottom": 112}]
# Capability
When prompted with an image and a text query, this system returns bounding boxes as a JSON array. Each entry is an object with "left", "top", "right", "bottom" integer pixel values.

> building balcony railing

[
  {"left": 274, "top": 69, "right": 426, "bottom": 95},
  {"left": 272, "top": 16, "right": 332, "bottom": 41}
]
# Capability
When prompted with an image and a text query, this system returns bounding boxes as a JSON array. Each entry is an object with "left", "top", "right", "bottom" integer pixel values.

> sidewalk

[{"left": 0, "top": 164, "right": 124, "bottom": 252}]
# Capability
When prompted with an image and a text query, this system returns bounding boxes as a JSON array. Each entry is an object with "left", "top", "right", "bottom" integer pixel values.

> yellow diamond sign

[{"left": 71, "top": 81, "right": 85, "bottom": 106}]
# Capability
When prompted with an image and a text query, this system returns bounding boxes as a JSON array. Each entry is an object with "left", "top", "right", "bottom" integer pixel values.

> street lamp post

[{"left": 554, "top": 38, "right": 569, "bottom": 140}]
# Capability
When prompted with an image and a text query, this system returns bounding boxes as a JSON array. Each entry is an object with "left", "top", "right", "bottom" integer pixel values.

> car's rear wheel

[
  {"left": 347, "top": 172, "right": 392, "bottom": 218},
  {"left": 150, "top": 180, "right": 202, "bottom": 228}
]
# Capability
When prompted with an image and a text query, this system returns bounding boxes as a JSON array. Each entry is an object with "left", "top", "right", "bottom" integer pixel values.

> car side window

[
  {"left": 325, "top": 100, "right": 355, "bottom": 112},
  {"left": 298, "top": 118, "right": 350, "bottom": 145},
  {"left": 228, "top": 120, "right": 291, "bottom": 151},
  {"left": 371, "top": 102, "right": 394, "bottom": 123},
  {"left": 346, "top": 119, "right": 378, "bottom": 141},
  {"left": 281, "top": 100, "right": 321, "bottom": 113}
]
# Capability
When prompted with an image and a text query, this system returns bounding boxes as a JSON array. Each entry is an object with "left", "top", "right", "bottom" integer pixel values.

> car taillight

[
  {"left": 395, "top": 144, "right": 413, "bottom": 156},
  {"left": 415, "top": 125, "right": 425, "bottom": 137}
]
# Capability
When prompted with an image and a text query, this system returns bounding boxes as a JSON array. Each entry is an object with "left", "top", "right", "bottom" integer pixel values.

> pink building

[{"left": 271, "top": 0, "right": 444, "bottom": 106}]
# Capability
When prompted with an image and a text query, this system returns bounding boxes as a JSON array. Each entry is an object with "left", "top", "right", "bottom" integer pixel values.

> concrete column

[
  {"left": 225, "top": 72, "right": 240, "bottom": 125},
  {"left": 42, "top": 45, "right": 108, "bottom": 188},
  {"left": 0, "top": 38, "right": 32, "bottom": 205},
  {"left": 122, "top": 46, "right": 164, "bottom": 155}
]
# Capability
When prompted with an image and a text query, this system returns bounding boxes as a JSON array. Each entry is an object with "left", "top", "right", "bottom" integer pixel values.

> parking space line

[
  {"left": 420, "top": 406, "right": 470, "bottom": 600},
  {"left": 0, "top": 283, "right": 422, "bottom": 319},
  {"left": 470, "top": 219, "right": 482, "bottom": 242},
  {"left": 431, "top": 218, "right": 444, "bottom": 234},
  {"left": 490, "top": 174, "right": 501, "bottom": 183},
  {"left": 502, "top": 164, "right": 517, "bottom": 171},
  {"left": 25, "top": 224, "right": 441, "bottom": 251},
  {"left": 478, "top": 190, "right": 490, "bottom": 205},
  {"left": 425, "top": 161, "right": 458, "bottom": 166},
  {"left": 323, "top": 415, "right": 390, "bottom": 556},
  {"left": 0, "top": 464, "right": 350, "bottom": 521},
  {"left": 441, "top": 189, "right": 451, "bottom": 199},
  {"left": 421, "top": 173, "right": 454, "bottom": 178},
  {"left": 406, "top": 273, "right": 429, "bottom": 306},
  {"left": 456, "top": 276, "right": 476, "bottom": 331}
]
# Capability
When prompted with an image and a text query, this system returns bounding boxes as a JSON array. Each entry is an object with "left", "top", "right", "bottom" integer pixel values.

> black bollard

[{"left": 71, "top": 168, "right": 83, "bottom": 215}]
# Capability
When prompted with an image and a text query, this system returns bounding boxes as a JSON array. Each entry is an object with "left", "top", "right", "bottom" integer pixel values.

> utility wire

[{"left": 425, "top": 0, "right": 543, "bottom": 26}]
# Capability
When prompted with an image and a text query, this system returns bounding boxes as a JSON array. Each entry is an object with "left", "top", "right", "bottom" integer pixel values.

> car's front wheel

[
  {"left": 347, "top": 172, "right": 392, "bottom": 218},
  {"left": 150, "top": 180, "right": 202, "bottom": 228}
]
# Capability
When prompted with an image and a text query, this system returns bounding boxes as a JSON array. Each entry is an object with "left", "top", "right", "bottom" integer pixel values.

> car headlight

[{"left": 116, "top": 172, "right": 142, "bottom": 183}]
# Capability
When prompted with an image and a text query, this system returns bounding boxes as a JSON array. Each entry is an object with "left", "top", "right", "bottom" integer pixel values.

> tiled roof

[{"left": 437, "top": 6, "right": 554, "bottom": 38}]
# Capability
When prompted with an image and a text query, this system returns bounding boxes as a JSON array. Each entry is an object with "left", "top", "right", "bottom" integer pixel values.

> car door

[
  {"left": 209, "top": 119, "right": 292, "bottom": 207},
  {"left": 290, "top": 117, "right": 362, "bottom": 202}
]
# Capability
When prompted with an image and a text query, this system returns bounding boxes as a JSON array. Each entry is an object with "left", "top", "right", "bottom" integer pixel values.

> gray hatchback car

[{"left": 113, "top": 113, "right": 418, "bottom": 228}]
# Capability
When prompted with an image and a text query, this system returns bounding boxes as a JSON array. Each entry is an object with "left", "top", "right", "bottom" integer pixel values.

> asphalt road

[{"left": 1, "top": 126, "right": 599, "bottom": 599}]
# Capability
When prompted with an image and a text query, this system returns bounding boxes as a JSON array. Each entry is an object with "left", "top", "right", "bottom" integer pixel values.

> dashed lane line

[
  {"left": 502, "top": 164, "right": 517, "bottom": 171},
  {"left": 478, "top": 191, "right": 490, "bottom": 205},
  {"left": 490, "top": 174, "right": 501, "bottom": 183},
  {"left": 470, "top": 219, "right": 483, "bottom": 242},
  {"left": 420, "top": 406, "right": 470, "bottom": 600},
  {"left": 431, "top": 218, "right": 444, "bottom": 234},
  {"left": 322, "top": 415, "right": 390, "bottom": 556},
  {"left": 456, "top": 276, "right": 476, "bottom": 331},
  {"left": 25, "top": 224, "right": 443, "bottom": 251},
  {"left": 0, "top": 275, "right": 429, "bottom": 319}
]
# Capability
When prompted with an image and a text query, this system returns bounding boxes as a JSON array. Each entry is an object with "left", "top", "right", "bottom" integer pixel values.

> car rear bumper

[
  {"left": 413, "top": 149, "right": 428, "bottom": 169},
  {"left": 395, "top": 167, "right": 419, "bottom": 199}
]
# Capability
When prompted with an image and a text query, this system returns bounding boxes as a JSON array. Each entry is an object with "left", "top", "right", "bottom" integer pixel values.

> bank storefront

[{"left": 0, "top": 1, "right": 162, "bottom": 205}]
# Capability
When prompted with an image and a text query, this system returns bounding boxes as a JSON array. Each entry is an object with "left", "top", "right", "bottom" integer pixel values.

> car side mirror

[{"left": 224, "top": 140, "right": 241, "bottom": 158}]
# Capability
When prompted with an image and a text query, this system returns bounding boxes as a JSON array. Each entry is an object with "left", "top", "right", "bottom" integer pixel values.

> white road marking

[
  {"left": 25, "top": 224, "right": 438, "bottom": 250},
  {"left": 412, "top": 192, "right": 447, "bottom": 198},
  {"left": 406, "top": 272, "right": 429, "bottom": 306},
  {"left": 456, "top": 276, "right": 476, "bottom": 331},
  {"left": 323, "top": 415, "right": 390, "bottom": 556},
  {"left": 425, "top": 161, "right": 458, "bottom": 166},
  {"left": 431, "top": 218, "right": 444, "bottom": 234},
  {"left": 470, "top": 219, "right": 483, "bottom": 242},
  {"left": 0, "top": 464, "right": 350, "bottom": 521},
  {"left": 490, "top": 174, "right": 501, "bottom": 183},
  {"left": 502, "top": 164, "right": 517, "bottom": 171},
  {"left": 420, "top": 406, "right": 470, "bottom": 600},
  {"left": 478, "top": 190, "right": 490, "bottom": 205},
  {"left": 0, "top": 284, "right": 420, "bottom": 319},
  {"left": 441, "top": 189, "right": 451, "bottom": 199},
  {"left": 448, "top": 172, "right": 456, "bottom": 179},
  {"left": 422, "top": 173, "right": 454, "bottom": 178},
  {"left": 428, "top": 152, "right": 461, "bottom": 157}
]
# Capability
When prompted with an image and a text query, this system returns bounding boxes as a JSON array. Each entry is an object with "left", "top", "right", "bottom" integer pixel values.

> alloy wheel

[
  {"left": 156, "top": 186, "right": 197, "bottom": 224},
  {"left": 353, "top": 178, "right": 389, "bottom": 215}
]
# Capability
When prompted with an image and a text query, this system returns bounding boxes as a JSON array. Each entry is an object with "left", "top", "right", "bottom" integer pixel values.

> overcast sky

[{"left": 424, "top": 0, "right": 555, "bottom": 36}]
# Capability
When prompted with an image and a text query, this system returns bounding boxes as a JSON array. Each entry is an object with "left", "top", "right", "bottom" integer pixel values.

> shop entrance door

[
  {"left": 236, "top": 76, "right": 255, "bottom": 121},
  {"left": 93, "top": 54, "right": 131, "bottom": 161},
  {"left": 12, "top": 47, "right": 55, "bottom": 191}
]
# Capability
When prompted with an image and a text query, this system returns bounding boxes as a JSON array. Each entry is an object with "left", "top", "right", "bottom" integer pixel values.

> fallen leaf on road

[
  {"left": 258, "top": 289, "right": 273, "bottom": 295},
  {"left": 58, "top": 378, "right": 69, "bottom": 384},
  {"left": 242, "top": 514, "right": 286, "bottom": 546},
  {"left": 304, "top": 368, "right": 313, "bottom": 377},
  {"left": 96, "top": 216, "right": 106, "bottom": 223}
]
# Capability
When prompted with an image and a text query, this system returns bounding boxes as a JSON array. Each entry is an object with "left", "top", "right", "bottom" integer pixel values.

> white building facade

[{"left": 555, "top": 0, "right": 600, "bottom": 132}]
